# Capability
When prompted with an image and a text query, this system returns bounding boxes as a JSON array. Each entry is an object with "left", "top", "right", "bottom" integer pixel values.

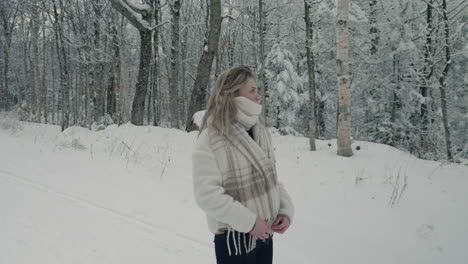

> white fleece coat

[{"left": 192, "top": 98, "right": 295, "bottom": 234}]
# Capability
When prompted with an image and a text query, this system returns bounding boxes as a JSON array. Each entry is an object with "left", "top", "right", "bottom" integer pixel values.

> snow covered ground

[{"left": 1, "top": 116, "right": 467, "bottom": 264}]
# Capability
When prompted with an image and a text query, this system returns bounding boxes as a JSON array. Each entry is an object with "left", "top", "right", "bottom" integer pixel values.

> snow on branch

[
  {"left": 109, "top": 0, "right": 153, "bottom": 31},
  {"left": 125, "top": 0, "right": 151, "bottom": 13}
]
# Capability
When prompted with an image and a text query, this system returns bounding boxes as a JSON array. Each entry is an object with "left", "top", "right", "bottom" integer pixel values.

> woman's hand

[
  {"left": 271, "top": 215, "right": 290, "bottom": 234},
  {"left": 249, "top": 217, "right": 272, "bottom": 240}
]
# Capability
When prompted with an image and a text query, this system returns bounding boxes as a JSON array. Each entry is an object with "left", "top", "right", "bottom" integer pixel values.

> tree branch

[
  {"left": 123, "top": 0, "right": 151, "bottom": 14},
  {"left": 109, "top": 0, "right": 148, "bottom": 31}
]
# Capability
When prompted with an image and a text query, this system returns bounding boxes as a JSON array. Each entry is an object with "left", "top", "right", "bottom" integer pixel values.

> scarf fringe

[{"left": 226, "top": 229, "right": 257, "bottom": 256}]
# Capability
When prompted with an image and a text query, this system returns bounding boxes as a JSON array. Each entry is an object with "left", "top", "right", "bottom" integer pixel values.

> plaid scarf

[{"left": 208, "top": 97, "right": 279, "bottom": 228}]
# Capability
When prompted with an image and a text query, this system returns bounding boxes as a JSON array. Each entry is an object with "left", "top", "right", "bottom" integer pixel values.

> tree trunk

[
  {"left": 258, "top": 0, "right": 268, "bottom": 120},
  {"left": 0, "top": 2, "right": 18, "bottom": 111},
  {"left": 180, "top": 29, "right": 187, "bottom": 126},
  {"left": 107, "top": 17, "right": 120, "bottom": 123},
  {"left": 53, "top": 0, "right": 70, "bottom": 131},
  {"left": 50, "top": 40, "right": 56, "bottom": 124},
  {"left": 107, "top": 64, "right": 117, "bottom": 122},
  {"left": 365, "top": 0, "right": 379, "bottom": 137},
  {"left": 336, "top": 0, "right": 353, "bottom": 157},
  {"left": 369, "top": 0, "right": 379, "bottom": 55},
  {"left": 275, "top": 105, "right": 280, "bottom": 129},
  {"left": 31, "top": 4, "right": 41, "bottom": 122},
  {"left": 169, "top": 0, "right": 181, "bottom": 128},
  {"left": 146, "top": 83, "right": 151, "bottom": 125},
  {"left": 109, "top": 0, "right": 159, "bottom": 126},
  {"left": 23, "top": 17, "right": 32, "bottom": 118},
  {"left": 119, "top": 18, "right": 129, "bottom": 124},
  {"left": 185, "top": 0, "right": 222, "bottom": 131},
  {"left": 2, "top": 39, "right": 10, "bottom": 111},
  {"left": 42, "top": 16, "right": 48, "bottom": 123},
  {"left": 120, "top": 25, "right": 130, "bottom": 124},
  {"left": 318, "top": 98, "right": 326, "bottom": 137},
  {"left": 438, "top": 0, "right": 453, "bottom": 160},
  {"left": 131, "top": 29, "right": 152, "bottom": 125},
  {"left": 391, "top": 53, "right": 402, "bottom": 146},
  {"left": 152, "top": 0, "right": 161, "bottom": 127},
  {"left": 78, "top": 61, "right": 84, "bottom": 124},
  {"left": 92, "top": 2, "right": 105, "bottom": 122},
  {"left": 305, "top": 0, "right": 316, "bottom": 151},
  {"left": 420, "top": 0, "right": 433, "bottom": 153}
]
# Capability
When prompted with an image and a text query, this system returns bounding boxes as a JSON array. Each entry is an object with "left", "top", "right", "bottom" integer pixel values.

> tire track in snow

[{"left": 0, "top": 169, "right": 211, "bottom": 249}]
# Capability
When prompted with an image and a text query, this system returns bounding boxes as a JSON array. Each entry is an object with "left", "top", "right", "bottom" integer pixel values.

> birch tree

[{"left": 336, "top": 0, "right": 352, "bottom": 157}]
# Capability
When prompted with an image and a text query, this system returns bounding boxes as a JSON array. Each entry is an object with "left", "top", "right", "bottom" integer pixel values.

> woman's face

[{"left": 237, "top": 78, "right": 261, "bottom": 104}]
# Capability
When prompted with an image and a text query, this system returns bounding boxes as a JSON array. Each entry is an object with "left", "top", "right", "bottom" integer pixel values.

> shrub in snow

[
  {"left": 0, "top": 111, "right": 23, "bottom": 134},
  {"left": 91, "top": 114, "right": 114, "bottom": 131},
  {"left": 279, "top": 126, "right": 302, "bottom": 137},
  {"left": 56, "top": 126, "right": 89, "bottom": 151},
  {"left": 56, "top": 137, "right": 86, "bottom": 151}
]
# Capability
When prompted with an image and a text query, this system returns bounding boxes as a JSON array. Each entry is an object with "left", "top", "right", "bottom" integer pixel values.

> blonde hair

[{"left": 200, "top": 66, "right": 255, "bottom": 135}]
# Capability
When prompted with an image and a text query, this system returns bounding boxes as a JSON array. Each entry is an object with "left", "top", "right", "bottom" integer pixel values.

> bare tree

[
  {"left": 369, "top": 0, "right": 379, "bottom": 55},
  {"left": 52, "top": 0, "right": 71, "bottom": 131},
  {"left": 107, "top": 12, "right": 120, "bottom": 124},
  {"left": 336, "top": 0, "right": 352, "bottom": 157},
  {"left": 109, "top": 0, "right": 160, "bottom": 125},
  {"left": 420, "top": 0, "right": 434, "bottom": 153},
  {"left": 390, "top": 53, "right": 402, "bottom": 146},
  {"left": 185, "top": 0, "right": 222, "bottom": 131},
  {"left": 169, "top": 0, "right": 181, "bottom": 128},
  {"left": 91, "top": 0, "right": 105, "bottom": 123},
  {"left": 41, "top": 11, "right": 48, "bottom": 123},
  {"left": 258, "top": 0, "right": 268, "bottom": 119},
  {"left": 364, "top": 0, "right": 380, "bottom": 137},
  {"left": 305, "top": 0, "right": 316, "bottom": 151},
  {"left": 31, "top": 2, "right": 42, "bottom": 121},
  {"left": 119, "top": 17, "right": 131, "bottom": 124},
  {"left": 151, "top": 0, "right": 161, "bottom": 126},
  {"left": 0, "top": 1, "right": 19, "bottom": 111},
  {"left": 438, "top": 0, "right": 453, "bottom": 160}
]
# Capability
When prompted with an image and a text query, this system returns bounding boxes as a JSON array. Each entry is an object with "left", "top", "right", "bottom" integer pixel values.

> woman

[{"left": 192, "top": 66, "right": 294, "bottom": 264}]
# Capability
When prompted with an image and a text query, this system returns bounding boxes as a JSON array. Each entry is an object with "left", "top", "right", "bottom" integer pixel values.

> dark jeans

[{"left": 214, "top": 231, "right": 273, "bottom": 264}]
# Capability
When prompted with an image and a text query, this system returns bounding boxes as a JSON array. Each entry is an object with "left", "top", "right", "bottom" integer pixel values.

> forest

[{"left": 0, "top": 0, "right": 467, "bottom": 161}]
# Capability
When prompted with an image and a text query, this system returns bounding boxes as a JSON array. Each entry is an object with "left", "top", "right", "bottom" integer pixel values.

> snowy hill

[{"left": 1, "top": 117, "right": 467, "bottom": 264}]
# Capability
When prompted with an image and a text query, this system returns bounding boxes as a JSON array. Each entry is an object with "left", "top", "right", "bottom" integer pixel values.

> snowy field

[{"left": 1, "top": 117, "right": 467, "bottom": 264}]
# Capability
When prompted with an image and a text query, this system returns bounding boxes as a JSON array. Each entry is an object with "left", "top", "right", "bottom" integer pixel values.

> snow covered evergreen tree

[{"left": 265, "top": 43, "right": 306, "bottom": 135}]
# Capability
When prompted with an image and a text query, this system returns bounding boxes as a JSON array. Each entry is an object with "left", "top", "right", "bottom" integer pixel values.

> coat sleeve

[
  {"left": 192, "top": 134, "right": 257, "bottom": 233},
  {"left": 277, "top": 181, "right": 295, "bottom": 224}
]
